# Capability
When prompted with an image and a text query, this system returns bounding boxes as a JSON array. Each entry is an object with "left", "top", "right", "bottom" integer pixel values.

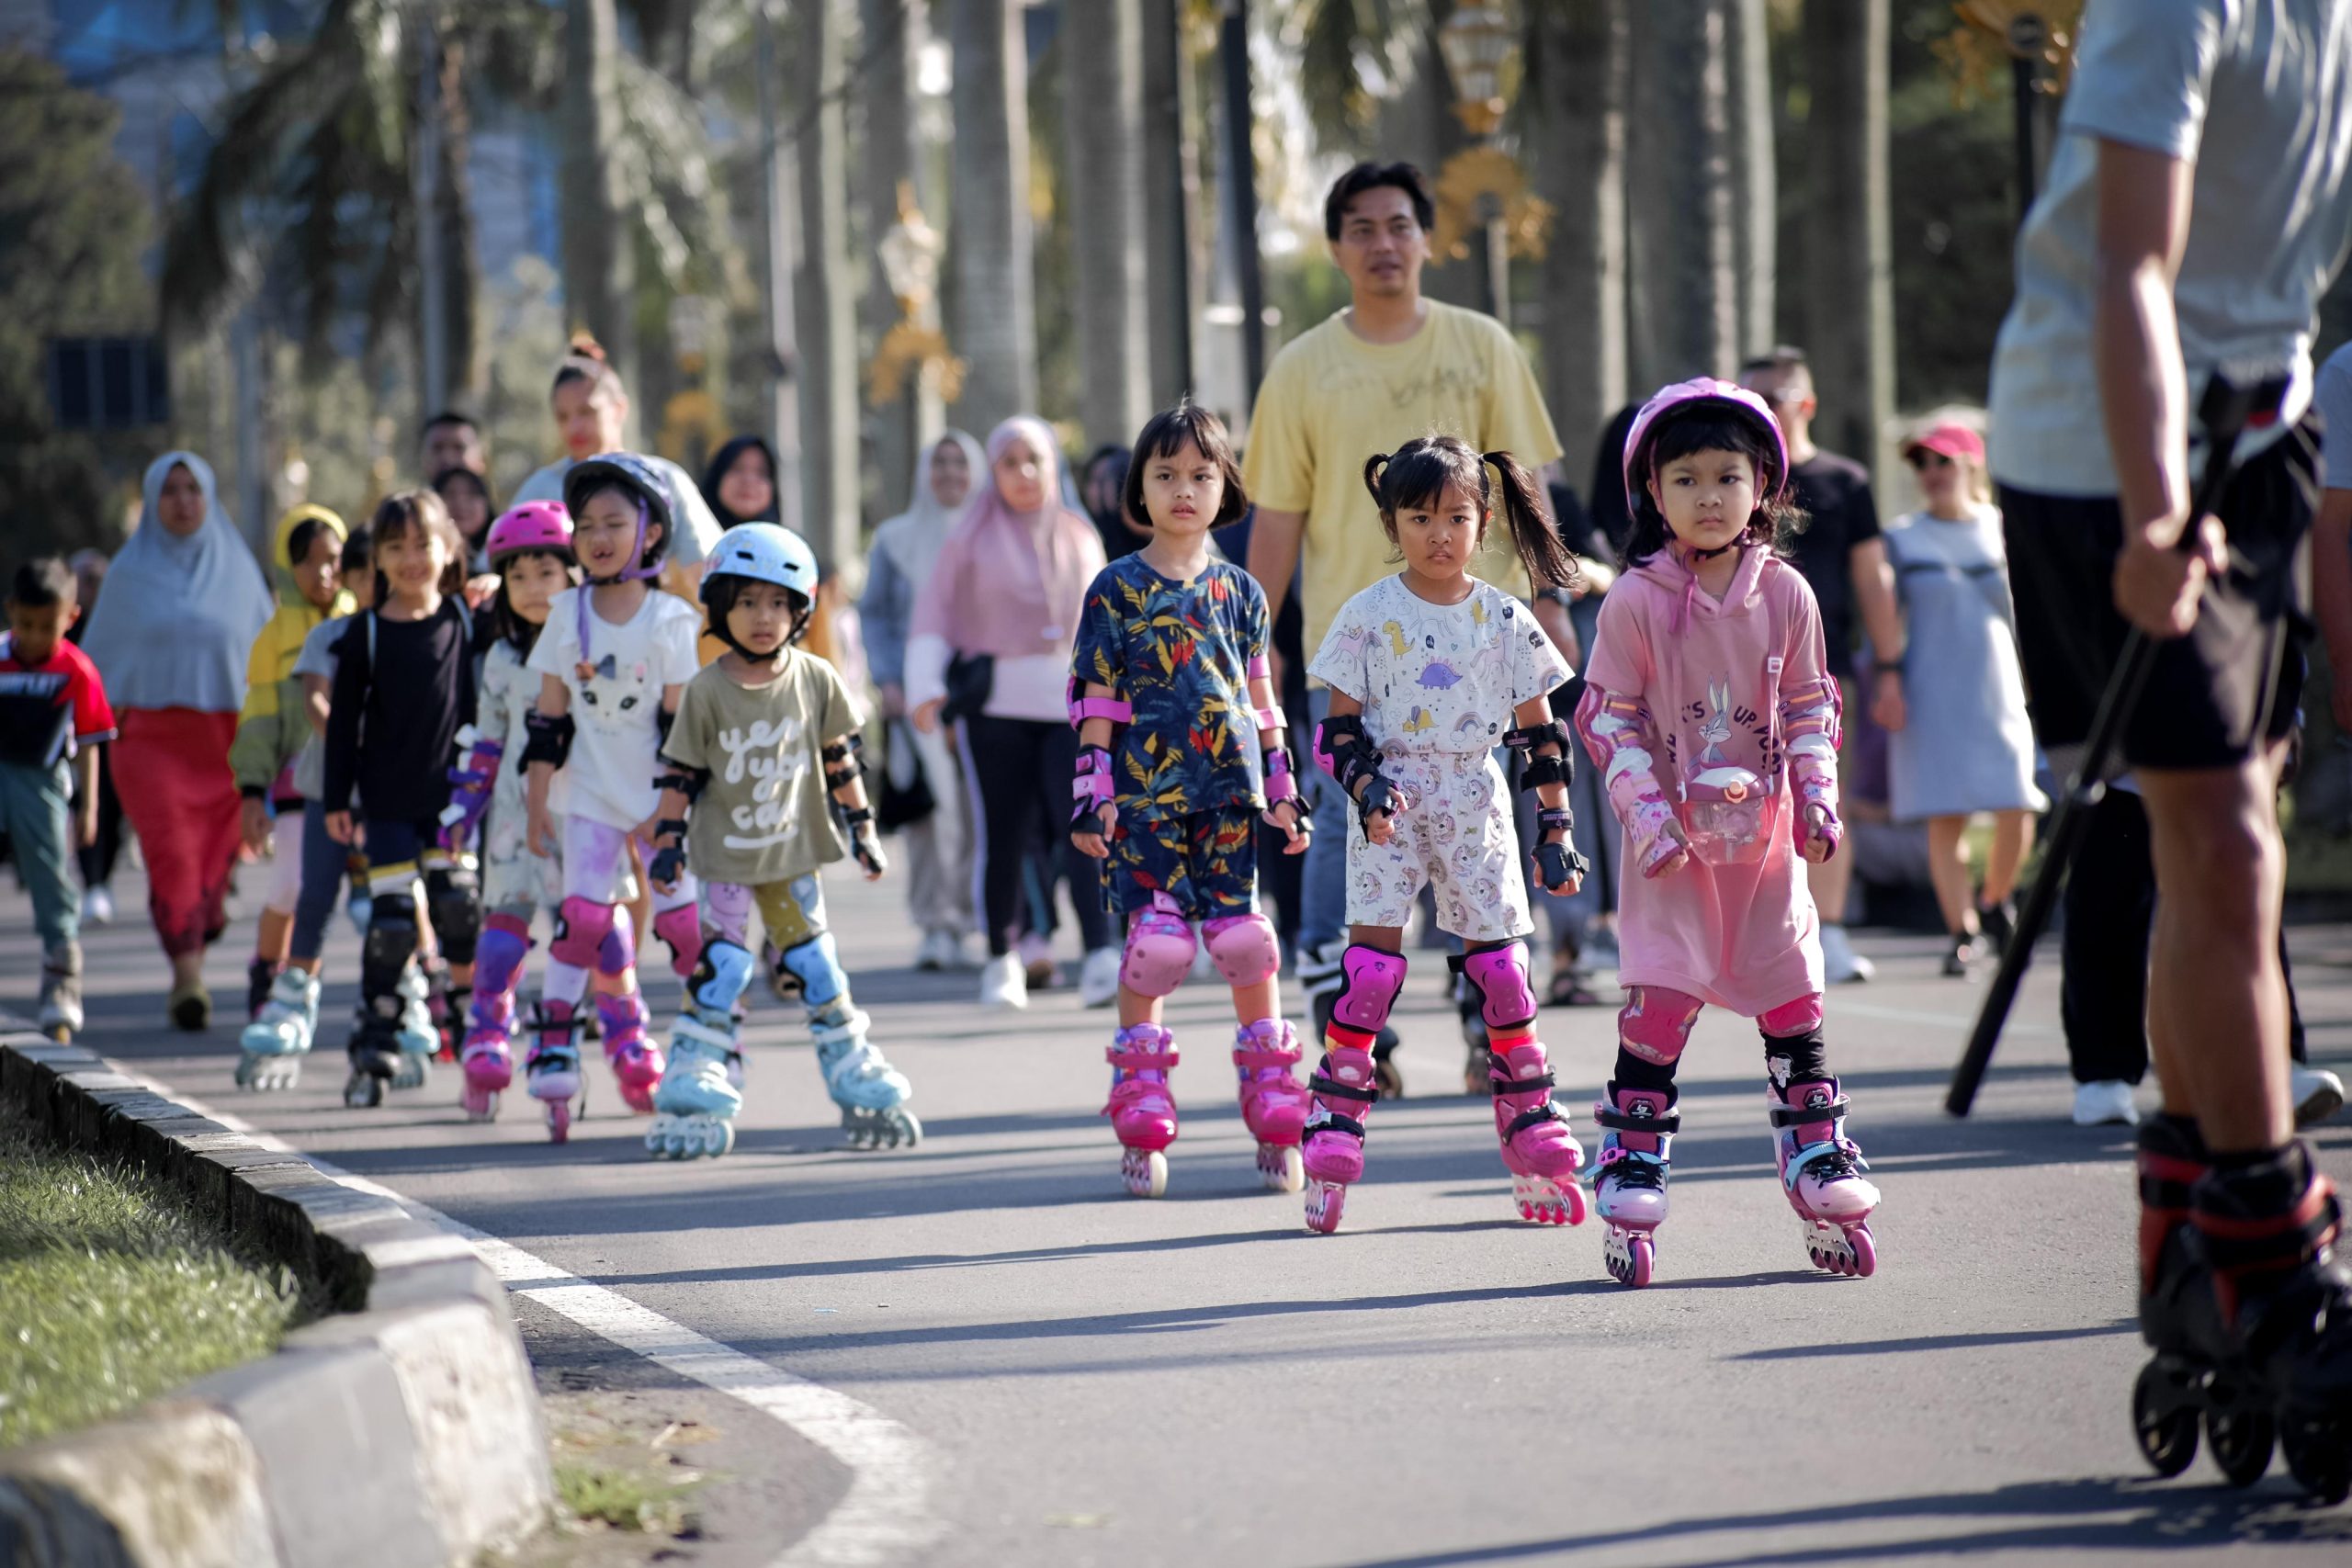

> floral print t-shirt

[
  {"left": 1070, "top": 556, "right": 1269, "bottom": 821},
  {"left": 1306, "top": 573, "right": 1568, "bottom": 754}
]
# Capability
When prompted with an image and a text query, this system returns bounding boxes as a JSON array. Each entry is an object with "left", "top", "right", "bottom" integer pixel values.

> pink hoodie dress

[{"left": 1576, "top": 546, "right": 1843, "bottom": 1017}]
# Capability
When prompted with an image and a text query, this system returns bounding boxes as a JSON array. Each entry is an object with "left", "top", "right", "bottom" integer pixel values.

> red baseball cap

[{"left": 1903, "top": 422, "right": 1985, "bottom": 463}]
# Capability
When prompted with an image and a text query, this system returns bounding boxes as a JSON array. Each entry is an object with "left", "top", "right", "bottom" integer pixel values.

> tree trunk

[
  {"left": 1385, "top": 0, "right": 1483, "bottom": 311},
  {"left": 948, "top": 0, "right": 1038, "bottom": 435},
  {"left": 1626, "top": 0, "right": 1737, "bottom": 389},
  {"left": 560, "top": 0, "right": 635, "bottom": 416},
  {"left": 1526, "top": 0, "right": 1628, "bottom": 494},
  {"left": 797, "top": 0, "right": 860, "bottom": 568},
  {"left": 1725, "top": 0, "right": 1774, "bottom": 358},
  {"left": 1139, "top": 0, "right": 1194, "bottom": 405},
  {"left": 860, "top": 0, "right": 924, "bottom": 504},
  {"left": 1063, "top": 0, "right": 1152, "bottom": 447},
  {"left": 1802, "top": 0, "right": 1892, "bottom": 477}
]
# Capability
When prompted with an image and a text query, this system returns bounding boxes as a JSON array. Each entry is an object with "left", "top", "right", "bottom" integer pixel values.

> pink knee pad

[
  {"left": 1618, "top": 985, "right": 1703, "bottom": 1066},
  {"left": 1204, "top": 912, "right": 1280, "bottom": 988},
  {"left": 1461, "top": 942, "right": 1538, "bottom": 1032},
  {"left": 1758, "top": 994, "right": 1825, "bottom": 1038},
  {"left": 652, "top": 902, "right": 703, "bottom": 979},
  {"left": 551, "top": 896, "right": 631, "bottom": 977},
  {"left": 1329, "top": 945, "right": 1407, "bottom": 1039},
  {"left": 1120, "top": 893, "right": 1197, "bottom": 998}
]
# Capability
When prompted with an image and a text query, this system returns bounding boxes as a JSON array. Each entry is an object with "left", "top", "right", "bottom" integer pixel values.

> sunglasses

[{"left": 1906, "top": 450, "right": 1957, "bottom": 470}]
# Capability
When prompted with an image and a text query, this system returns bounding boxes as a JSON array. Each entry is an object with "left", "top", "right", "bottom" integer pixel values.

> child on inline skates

[
  {"left": 1574, "top": 378, "right": 1880, "bottom": 1287},
  {"left": 1300, "top": 435, "right": 1589, "bottom": 1235},
  {"left": 322, "top": 491, "right": 482, "bottom": 1108},
  {"left": 0, "top": 558, "right": 116, "bottom": 1042},
  {"left": 1069, "top": 401, "right": 1315, "bottom": 1199},
  {"left": 642, "top": 522, "right": 921, "bottom": 1157},
  {"left": 435, "top": 501, "right": 598, "bottom": 1122},
  {"left": 521, "top": 454, "right": 707, "bottom": 1142},
  {"left": 231, "top": 506, "right": 352, "bottom": 1032},
  {"left": 241, "top": 530, "right": 381, "bottom": 1088}
]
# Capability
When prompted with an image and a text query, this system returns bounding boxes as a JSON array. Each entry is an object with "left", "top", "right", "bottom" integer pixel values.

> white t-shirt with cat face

[{"left": 526, "top": 587, "right": 705, "bottom": 830}]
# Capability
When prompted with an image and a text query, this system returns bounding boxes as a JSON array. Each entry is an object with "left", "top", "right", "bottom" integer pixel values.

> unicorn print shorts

[{"left": 1344, "top": 751, "right": 1533, "bottom": 942}]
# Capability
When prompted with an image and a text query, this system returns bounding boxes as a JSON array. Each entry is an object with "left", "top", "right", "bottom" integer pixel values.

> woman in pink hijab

[{"left": 908, "top": 416, "right": 1114, "bottom": 1010}]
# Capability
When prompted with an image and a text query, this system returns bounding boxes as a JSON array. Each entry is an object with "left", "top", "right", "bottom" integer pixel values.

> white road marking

[{"left": 103, "top": 1062, "right": 944, "bottom": 1568}]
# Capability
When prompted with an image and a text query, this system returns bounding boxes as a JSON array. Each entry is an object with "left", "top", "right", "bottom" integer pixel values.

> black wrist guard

[
  {"left": 648, "top": 840, "right": 688, "bottom": 888},
  {"left": 652, "top": 761, "right": 707, "bottom": 801},
  {"left": 1505, "top": 719, "right": 1577, "bottom": 790},
  {"left": 522, "top": 708, "right": 575, "bottom": 767},
  {"left": 1532, "top": 806, "right": 1589, "bottom": 893},
  {"left": 821, "top": 733, "right": 865, "bottom": 792}
]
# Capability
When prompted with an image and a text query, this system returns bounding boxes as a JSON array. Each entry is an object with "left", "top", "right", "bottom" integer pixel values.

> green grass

[
  {"left": 554, "top": 1461, "right": 703, "bottom": 1534},
  {"left": 0, "top": 1119, "right": 308, "bottom": 1449}
]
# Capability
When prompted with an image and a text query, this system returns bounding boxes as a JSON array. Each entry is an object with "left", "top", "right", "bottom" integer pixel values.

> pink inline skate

[
  {"left": 525, "top": 999, "right": 585, "bottom": 1144},
  {"left": 1770, "top": 1076, "right": 1880, "bottom": 1277},
  {"left": 1105, "top": 1024, "right": 1181, "bottom": 1197},
  {"left": 598, "top": 990, "right": 665, "bottom": 1116},
  {"left": 1591, "top": 1082, "right": 1677, "bottom": 1286},
  {"left": 1233, "top": 1019, "right": 1310, "bottom": 1192},
  {"left": 1303, "top": 945, "right": 1407, "bottom": 1233},
  {"left": 1487, "top": 1041, "right": 1589, "bottom": 1225}
]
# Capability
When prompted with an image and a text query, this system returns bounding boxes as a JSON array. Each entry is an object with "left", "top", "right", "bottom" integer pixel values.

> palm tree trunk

[
  {"left": 1725, "top": 0, "right": 1774, "bottom": 357},
  {"left": 797, "top": 0, "right": 859, "bottom": 569},
  {"left": 417, "top": 12, "right": 480, "bottom": 413},
  {"left": 948, "top": 0, "right": 1038, "bottom": 434},
  {"left": 1526, "top": 0, "right": 1628, "bottom": 492},
  {"left": 1802, "top": 0, "right": 1891, "bottom": 475},
  {"left": 560, "top": 0, "right": 635, "bottom": 409},
  {"left": 1139, "top": 0, "right": 1194, "bottom": 405},
  {"left": 1626, "top": 0, "right": 1737, "bottom": 389},
  {"left": 860, "top": 0, "right": 925, "bottom": 500},
  {"left": 1063, "top": 0, "right": 1152, "bottom": 447}
]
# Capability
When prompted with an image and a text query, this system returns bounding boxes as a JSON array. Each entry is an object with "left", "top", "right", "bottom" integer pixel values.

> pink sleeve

[
  {"left": 1571, "top": 592, "right": 1683, "bottom": 878},
  {"left": 1774, "top": 570, "right": 1842, "bottom": 852}
]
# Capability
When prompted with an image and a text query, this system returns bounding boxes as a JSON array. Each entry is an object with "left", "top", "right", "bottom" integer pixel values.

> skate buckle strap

[
  {"left": 1307, "top": 1072, "right": 1378, "bottom": 1103},
  {"left": 1106, "top": 1043, "right": 1180, "bottom": 1072},
  {"left": 1304, "top": 1111, "right": 1367, "bottom": 1141},
  {"left": 1485, "top": 1054, "right": 1556, "bottom": 1096},
  {"left": 2195, "top": 1177, "right": 2343, "bottom": 1276},
  {"left": 1592, "top": 1102, "right": 1683, "bottom": 1135},
  {"left": 1232, "top": 1046, "right": 1302, "bottom": 1071},
  {"left": 1598, "top": 1146, "right": 1668, "bottom": 1185},
  {"left": 1768, "top": 1092, "right": 1850, "bottom": 1130},
  {"left": 1782, "top": 1136, "right": 1868, "bottom": 1190},
  {"left": 1503, "top": 1101, "right": 1574, "bottom": 1140},
  {"left": 2137, "top": 1150, "right": 2207, "bottom": 1214}
]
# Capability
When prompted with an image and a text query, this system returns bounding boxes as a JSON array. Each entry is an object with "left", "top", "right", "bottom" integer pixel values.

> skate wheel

[
  {"left": 1603, "top": 1227, "right": 1654, "bottom": 1289},
  {"left": 1121, "top": 1147, "right": 1169, "bottom": 1199},
  {"left": 2132, "top": 1360, "right": 2201, "bottom": 1479},
  {"left": 1847, "top": 1223, "right": 1876, "bottom": 1279},
  {"left": 1511, "top": 1173, "right": 1589, "bottom": 1227},
  {"left": 545, "top": 1099, "right": 571, "bottom": 1145},
  {"left": 1804, "top": 1220, "right": 1869, "bottom": 1278},
  {"left": 1304, "top": 1179, "right": 1347, "bottom": 1234},
  {"left": 2281, "top": 1417, "right": 2352, "bottom": 1505},
  {"left": 1258, "top": 1143, "right": 1305, "bottom": 1194},
  {"left": 2207, "top": 1405, "right": 2275, "bottom": 1488},
  {"left": 705, "top": 1122, "right": 735, "bottom": 1158}
]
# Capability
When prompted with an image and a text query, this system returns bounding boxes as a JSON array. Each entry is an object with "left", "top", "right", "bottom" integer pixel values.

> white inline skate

[{"left": 646, "top": 1015, "right": 744, "bottom": 1159}]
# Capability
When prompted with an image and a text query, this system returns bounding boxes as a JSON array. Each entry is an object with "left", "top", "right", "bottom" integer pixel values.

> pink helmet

[
  {"left": 1621, "top": 378, "right": 1791, "bottom": 502},
  {"left": 484, "top": 500, "right": 574, "bottom": 568}
]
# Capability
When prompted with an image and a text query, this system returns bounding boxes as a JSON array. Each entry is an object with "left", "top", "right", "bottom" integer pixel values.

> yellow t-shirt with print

[{"left": 1242, "top": 299, "right": 1564, "bottom": 666}]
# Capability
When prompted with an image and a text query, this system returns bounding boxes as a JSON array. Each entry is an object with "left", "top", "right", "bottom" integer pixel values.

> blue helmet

[{"left": 701, "top": 522, "right": 821, "bottom": 654}]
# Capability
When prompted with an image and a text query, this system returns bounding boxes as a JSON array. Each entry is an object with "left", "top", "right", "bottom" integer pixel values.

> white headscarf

[
  {"left": 80, "top": 451, "right": 273, "bottom": 712},
  {"left": 873, "top": 430, "right": 989, "bottom": 591}
]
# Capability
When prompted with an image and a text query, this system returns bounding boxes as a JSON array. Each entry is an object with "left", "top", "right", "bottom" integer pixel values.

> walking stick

[{"left": 1945, "top": 367, "right": 2290, "bottom": 1117}]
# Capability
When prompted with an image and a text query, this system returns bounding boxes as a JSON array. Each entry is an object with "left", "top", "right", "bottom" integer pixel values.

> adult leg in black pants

[
  {"left": 1032, "top": 721, "right": 1114, "bottom": 1003},
  {"left": 962, "top": 716, "right": 1112, "bottom": 1007}
]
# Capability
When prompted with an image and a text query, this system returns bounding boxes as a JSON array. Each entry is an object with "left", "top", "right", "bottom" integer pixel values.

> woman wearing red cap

[{"left": 1882, "top": 418, "right": 2045, "bottom": 976}]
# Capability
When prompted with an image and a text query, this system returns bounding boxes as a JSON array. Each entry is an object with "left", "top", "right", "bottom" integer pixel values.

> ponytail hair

[
  {"left": 1361, "top": 434, "right": 1579, "bottom": 592},
  {"left": 552, "top": 332, "right": 626, "bottom": 403}
]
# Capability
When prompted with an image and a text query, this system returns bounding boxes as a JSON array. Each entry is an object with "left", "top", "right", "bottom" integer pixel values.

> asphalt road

[{"left": 10, "top": 858, "right": 2352, "bottom": 1567}]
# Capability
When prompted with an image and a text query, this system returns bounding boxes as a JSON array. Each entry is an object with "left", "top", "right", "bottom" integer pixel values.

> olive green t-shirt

[{"left": 663, "top": 649, "right": 865, "bottom": 887}]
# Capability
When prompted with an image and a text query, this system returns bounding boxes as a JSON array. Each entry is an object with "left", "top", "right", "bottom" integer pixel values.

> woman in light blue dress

[{"left": 1883, "top": 421, "right": 2046, "bottom": 976}]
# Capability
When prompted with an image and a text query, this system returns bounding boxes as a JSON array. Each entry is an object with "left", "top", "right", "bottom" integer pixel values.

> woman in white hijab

[
  {"left": 861, "top": 431, "right": 988, "bottom": 971},
  {"left": 80, "top": 452, "right": 274, "bottom": 1030}
]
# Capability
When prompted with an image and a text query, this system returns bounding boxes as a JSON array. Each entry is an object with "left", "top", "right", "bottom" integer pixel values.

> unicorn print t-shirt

[
  {"left": 528, "top": 586, "right": 705, "bottom": 830},
  {"left": 661, "top": 648, "right": 864, "bottom": 886},
  {"left": 1306, "top": 573, "right": 1567, "bottom": 755}
]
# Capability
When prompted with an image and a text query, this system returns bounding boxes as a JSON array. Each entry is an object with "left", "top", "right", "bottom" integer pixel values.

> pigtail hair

[
  {"left": 1362, "top": 451, "right": 1396, "bottom": 510},
  {"left": 1483, "top": 450, "right": 1579, "bottom": 592}
]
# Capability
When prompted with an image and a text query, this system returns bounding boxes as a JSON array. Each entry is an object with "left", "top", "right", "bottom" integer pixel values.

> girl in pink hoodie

[{"left": 1574, "top": 378, "right": 1882, "bottom": 1289}]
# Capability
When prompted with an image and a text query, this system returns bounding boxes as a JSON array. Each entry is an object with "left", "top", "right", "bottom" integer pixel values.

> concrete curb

[{"left": 0, "top": 1032, "right": 553, "bottom": 1568}]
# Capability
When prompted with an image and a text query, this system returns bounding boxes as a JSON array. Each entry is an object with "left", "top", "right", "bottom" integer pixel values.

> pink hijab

[{"left": 910, "top": 416, "right": 1105, "bottom": 659}]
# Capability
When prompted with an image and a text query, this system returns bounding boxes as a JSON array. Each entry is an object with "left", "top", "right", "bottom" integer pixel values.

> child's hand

[
  {"left": 1363, "top": 807, "right": 1398, "bottom": 847},
  {"left": 240, "top": 797, "right": 273, "bottom": 854},
  {"left": 912, "top": 697, "right": 945, "bottom": 735},
  {"left": 1640, "top": 818, "right": 1690, "bottom": 879},
  {"left": 648, "top": 839, "right": 686, "bottom": 896},
  {"left": 1270, "top": 798, "right": 1312, "bottom": 855},
  {"left": 463, "top": 573, "right": 501, "bottom": 610},
  {"left": 1072, "top": 829, "right": 1111, "bottom": 860},
  {"left": 1870, "top": 671, "right": 1906, "bottom": 733},
  {"left": 853, "top": 828, "right": 888, "bottom": 882},
  {"left": 528, "top": 807, "right": 560, "bottom": 859},
  {"left": 1800, "top": 804, "right": 1842, "bottom": 864},
  {"left": 324, "top": 810, "right": 355, "bottom": 846}
]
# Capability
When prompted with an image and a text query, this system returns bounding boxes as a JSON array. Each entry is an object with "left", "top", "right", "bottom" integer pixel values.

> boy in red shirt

[{"left": 2, "top": 558, "right": 119, "bottom": 1036}]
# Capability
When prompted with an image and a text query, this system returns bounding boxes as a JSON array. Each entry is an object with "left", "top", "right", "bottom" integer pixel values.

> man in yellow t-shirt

[{"left": 1243, "top": 160, "right": 1565, "bottom": 1087}]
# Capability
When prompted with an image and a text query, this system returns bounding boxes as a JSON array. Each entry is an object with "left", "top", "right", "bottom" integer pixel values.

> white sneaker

[
  {"left": 1080, "top": 946, "right": 1123, "bottom": 1009},
  {"left": 1819, "top": 923, "right": 1875, "bottom": 985},
  {"left": 914, "top": 929, "right": 956, "bottom": 972},
  {"left": 2073, "top": 1079, "right": 2142, "bottom": 1127},
  {"left": 81, "top": 886, "right": 114, "bottom": 926},
  {"left": 978, "top": 953, "right": 1028, "bottom": 1010},
  {"left": 2292, "top": 1065, "right": 2346, "bottom": 1129}
]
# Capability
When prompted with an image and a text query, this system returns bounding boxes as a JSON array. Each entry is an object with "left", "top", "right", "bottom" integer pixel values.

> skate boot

[
  {"left": 1770, "top": 1076, "right": 1879, "bottom": 1277},
  {"left": 1591, "top": 1081, "right": 1678, "bottom": 1287},
  {"left": 36, "top": 942, "right": 83, "bottom": 1042},
  {"left": 1233, "top": 1019, "right": 1309, "bottom": 1192},
  {"left": 389, "top": 963, "right": 437, "bottom": 1090},
  {"left": 245, "top": 955, "right": 279, "bottom": 1023},
  {"left": 1104, "top": 1023, "right": 1182, "bottom": 1197},
  {"left": 1301, "top": 1044, "right": 1379, "bottom": 1233},
  {"left": 1305, "top": 941, "right": 1404, "bottom": 1099},
  {"left": 596, "top": 991, "right": 663, "bottom": 1115},
  {"left": 1488, "top": 1041, "right": 1588, "bottom": 1226},
  {"left": 646, "top": 1016, "right": 743, "bottom": 1160},
  {"left": 525, "top": 999, "right": 587, "bottom": 1143},
  {"left": 421, "top": 955, "right": 462, "bottom": 1059},
  {"left": 813, "top": 1003, "right": 920, "bottom": 1149},
  {"left": 237, "top": 966, "right": 318, "bottom": 1090},
  {"left": 458, "top": 913, "right": 531, "bottom": 1122},
  {"left": 343, "top": 1010, "right": 402, "bottom": 1109}
]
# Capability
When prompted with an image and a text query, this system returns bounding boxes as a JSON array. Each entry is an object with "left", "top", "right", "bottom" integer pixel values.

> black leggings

[{"left": 959, "top": 714, "right": 1112, "bottom": 958}]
